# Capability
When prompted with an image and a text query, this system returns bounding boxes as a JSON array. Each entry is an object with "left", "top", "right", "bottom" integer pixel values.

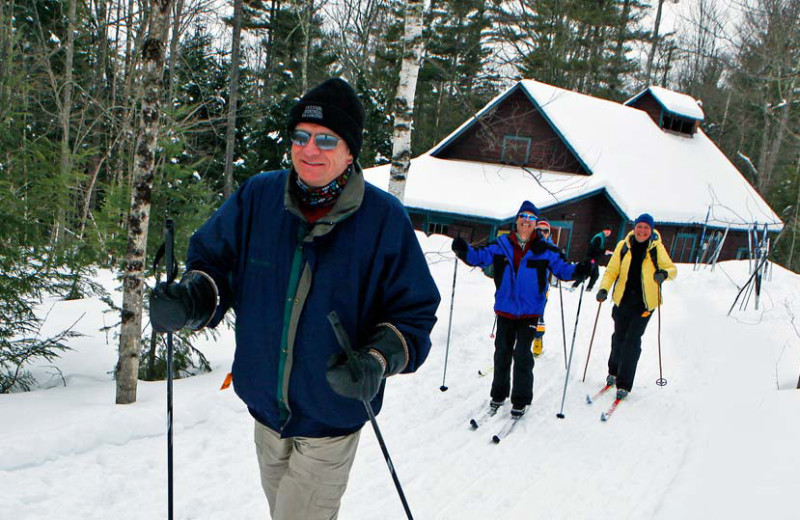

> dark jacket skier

[
  {"left": 149, "top": 78, "right": 440, "bottom": 520},
  {"left": 574, "top": 225, "right": 613, "bottom": 291}
]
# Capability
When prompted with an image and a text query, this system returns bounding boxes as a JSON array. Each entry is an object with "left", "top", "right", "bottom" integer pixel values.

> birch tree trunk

[
  {"left": 299, "top": 0, "right": 312, "bottom": 94},
  {"left": 223, "top": 0, "right": 244, "bottom": 201},
  {"left": 388, "top": 0, "right": 424, "bottom": 203},
  {"left": 116, "top": 0, "right": 173, "bottom": 405}
]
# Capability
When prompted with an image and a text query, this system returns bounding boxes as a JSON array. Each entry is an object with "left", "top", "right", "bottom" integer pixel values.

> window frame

[{"left": 501, "top": 135, "right": 532, "bottom": 165}]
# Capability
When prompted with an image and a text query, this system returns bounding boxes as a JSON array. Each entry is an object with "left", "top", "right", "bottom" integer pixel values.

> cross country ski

[
  {"left": 600, "top": 398, "right": 623, "bottom": 421},
  {"left": 492, "top": 414, "right": 524, "bottom": 443},
  {"left": 586, "top": 385, "right": 613, "bottom": 404}
]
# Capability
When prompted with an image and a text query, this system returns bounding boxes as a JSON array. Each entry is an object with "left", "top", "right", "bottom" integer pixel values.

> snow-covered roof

[
  {"left": 364, "top": 80, "right": 781, "bottom": 231},
  {"left": 627, "top": 85, "right": 705, "bottom": 121}
]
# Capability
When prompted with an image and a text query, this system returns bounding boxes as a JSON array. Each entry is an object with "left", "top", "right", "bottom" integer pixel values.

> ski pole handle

[
  {"left": 327, "top": 311, "right": 363, "bottom": 382},
  {"left": 164, "top": 219, "right": 176, "bottom": 284}
]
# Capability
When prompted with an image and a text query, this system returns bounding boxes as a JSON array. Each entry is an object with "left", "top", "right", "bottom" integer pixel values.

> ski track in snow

[{"left": 2, "top": 234, "right": 800, "bottom": 519}]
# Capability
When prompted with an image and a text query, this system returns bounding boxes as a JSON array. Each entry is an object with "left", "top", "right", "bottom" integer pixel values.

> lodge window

[
  {"left": 501, "top": 135, "right": 532, "bottom": 165},
  {"left": 661, "top": 113, "right": 696, "bottom": 136},
  {"left": 428, "top": 222, "right": 449, "bottom": 236}
]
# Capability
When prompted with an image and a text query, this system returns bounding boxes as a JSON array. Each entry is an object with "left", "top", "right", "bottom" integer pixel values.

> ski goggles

[{"left": 290, "top": 129, "right": 341, "bottom": 150}]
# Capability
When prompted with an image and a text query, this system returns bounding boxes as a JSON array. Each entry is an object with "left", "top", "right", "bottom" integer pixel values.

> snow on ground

[{"left": 1, "top": 232, "right": 799, "bottom": 519}]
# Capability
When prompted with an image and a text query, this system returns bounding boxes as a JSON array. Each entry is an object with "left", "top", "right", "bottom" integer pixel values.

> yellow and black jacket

[{"left": 599, "top": 229, "right": 677, "bottom": 311}]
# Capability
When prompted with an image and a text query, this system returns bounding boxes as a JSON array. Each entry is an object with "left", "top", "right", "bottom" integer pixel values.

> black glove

[
  {"left": 573, "top": 258, "right": 594, "bottom": 283},
  {"left": 326, "top": 350, "right": 385, "bottom": 402},
  {"left": 654, "top": 269, "right": 668, "bottom": 285},
  {"left": 451, "top": 236, "right": 468, "bottom": 261},
  {"left": 150, "top": 271, "right": 217, "bottom": 333},
  {"left": 596, "top": 288, "right": 608, "bottom": 303}
]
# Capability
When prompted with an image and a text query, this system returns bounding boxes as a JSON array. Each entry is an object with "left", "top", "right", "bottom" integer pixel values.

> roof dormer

[{"left": 625, "top": 86, "right": 704, "bottom": 137}]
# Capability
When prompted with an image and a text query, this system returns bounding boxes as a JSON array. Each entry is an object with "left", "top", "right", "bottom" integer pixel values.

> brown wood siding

[
  {"left": 433, "top": 88, "right": 588, "bottom": 175},
  {"left": 539, "top": 194, "right": 624, "bottom": 263},
  {"left": 613, "top": 225, "right": 752, "bottom": 265},
  {"left": 720, "top": 232, "right": 748, "bottom": 259},
  {"left": 409, "top": 202, "right": 760, "bottom": 265},
  {"left": 627, "top": 92, "right": 662, "bottom": 126}
]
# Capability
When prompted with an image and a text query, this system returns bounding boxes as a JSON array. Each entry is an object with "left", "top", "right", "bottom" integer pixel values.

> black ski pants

[
  {"left": 586, "top": 263, "right": 600, "bottom": 290},
  {"left": 607, "top": 300, "right": 652, "bottom": 392},
  {"left": 573, "top": 262, "right": 600, "bottom": 290},
  {"left": 491, "top": 315, "right": 537, "bottom": 408}
]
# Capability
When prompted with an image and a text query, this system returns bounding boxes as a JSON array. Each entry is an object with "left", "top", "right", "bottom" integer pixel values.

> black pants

[
  {"left": 586, "top": 263, "right": 600, "bottom": 290},
  {"left": 607, "top": 300, "right": 652, "bottom": 392},
  {"left": 573, "top": 262, "right": 600, "bottom": 289},
  {"left": 491, "top": 316, "right": 537, "bottom": 408}
]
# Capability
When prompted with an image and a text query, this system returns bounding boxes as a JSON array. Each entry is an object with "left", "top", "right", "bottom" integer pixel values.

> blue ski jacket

[
  {"left": 464, "top": 234, "right": 577, "bottom": 317},
  {"left": 186, "top": 168, "right": 440, "bottom": 438}
]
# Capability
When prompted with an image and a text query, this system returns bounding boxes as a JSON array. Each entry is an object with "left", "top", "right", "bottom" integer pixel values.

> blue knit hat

[
  {"left": 634, "top": 213, "right": 654, "bottom": 229},
  {"left": 517, "top": 200, "right": 538, "bottom": 218}
]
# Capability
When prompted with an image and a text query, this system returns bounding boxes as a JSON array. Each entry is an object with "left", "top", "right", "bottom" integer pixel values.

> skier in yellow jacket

[{"left": 595, "top": 213, "right": 677, "bottom": 400}]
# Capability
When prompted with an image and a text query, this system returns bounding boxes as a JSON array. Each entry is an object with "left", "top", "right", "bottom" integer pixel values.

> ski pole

[
  {"left": 489, "top": 314, "right": 497, "bottom": 339},
  {"left": 163, "top": 219, "right": 176, "bottom": 520},
  {"left": 327, "top": 312, "right": 414, "bottom": 520},
  {"left": 727, "top": 254, "right": 769, "bottom": 315},
  {"left": 581, "top": 301, "right": 603, "bottom": 382},
  {"left": 440, "top": 256, "right": 458, "bottom": 392},
  {"left": 558, "top": 280, "right": 567, "bottom": 369},
  {"left": 656, "top": 283, "right": 667, "bottom": 387},
  {"left": 557, "top": 283, "right": 585, "bottom": 419}
]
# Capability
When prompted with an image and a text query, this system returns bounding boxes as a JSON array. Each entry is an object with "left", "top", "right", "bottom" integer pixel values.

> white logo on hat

[{"left": 302, "top": 105, "right": 323, "bottom": 119}]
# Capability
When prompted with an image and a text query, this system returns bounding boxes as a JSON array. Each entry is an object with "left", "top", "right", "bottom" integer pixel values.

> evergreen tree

[
  {"left": 413, "top": 0, "right": 500, "bottom": 152},
  {"left": 489, "top": 0, "right": 647, "bottom": 98}
]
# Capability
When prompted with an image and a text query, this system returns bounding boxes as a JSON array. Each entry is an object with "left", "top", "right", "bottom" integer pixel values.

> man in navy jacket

[
  {"left": 151, "top": 78, "right": 440, "bottom": 519},
  {"left": 452, "top": 202, "right": 589, "bottom": 417}
]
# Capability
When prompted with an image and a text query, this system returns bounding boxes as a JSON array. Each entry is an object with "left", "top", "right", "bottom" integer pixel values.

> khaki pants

[{"left": 254, "top": 420, "right": 361, "bottom": 520}]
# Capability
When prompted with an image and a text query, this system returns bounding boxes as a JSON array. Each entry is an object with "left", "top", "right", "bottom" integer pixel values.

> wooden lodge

[{"left": 365, "top": 80, "right": 782, "bottom": 264}]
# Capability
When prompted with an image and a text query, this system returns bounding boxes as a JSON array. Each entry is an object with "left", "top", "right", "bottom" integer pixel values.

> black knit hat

[{"left": 287, "top": 78, "right": 365, "bottom": 159}]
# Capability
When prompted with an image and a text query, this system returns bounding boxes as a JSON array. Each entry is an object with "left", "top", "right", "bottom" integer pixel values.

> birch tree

[
  {"left": 116, "top": 0, "right": 174, "bottom": 405},
  {"left": 388, "top": 0, "right": 424, "bottom": 203}
]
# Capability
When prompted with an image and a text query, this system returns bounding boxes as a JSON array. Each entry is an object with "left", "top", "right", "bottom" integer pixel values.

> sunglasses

[
  {"left": 290, "top": 129, "right": 341, "bottom": 150},
  {"left": 518, "top": 213, "right": 537, "bottom": 221},
  {"left": 537, "top": 228, "right": 550, "bottom": 235}
]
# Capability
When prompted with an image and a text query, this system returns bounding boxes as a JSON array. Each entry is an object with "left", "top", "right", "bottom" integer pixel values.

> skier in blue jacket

[
  {"left": 452, "top": 201, "right": 590, "bottom": 417},
  {"left": 150, "top": 78, "right": 440, "bottom": 519}
]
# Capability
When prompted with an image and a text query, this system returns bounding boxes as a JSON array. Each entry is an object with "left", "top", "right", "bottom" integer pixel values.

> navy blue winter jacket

[
  {"left": 186, "top": 168, "right": 440, "bottom": 438},
  {"left": 464, "top": 234, "right": 576, "bottom": 317}
]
